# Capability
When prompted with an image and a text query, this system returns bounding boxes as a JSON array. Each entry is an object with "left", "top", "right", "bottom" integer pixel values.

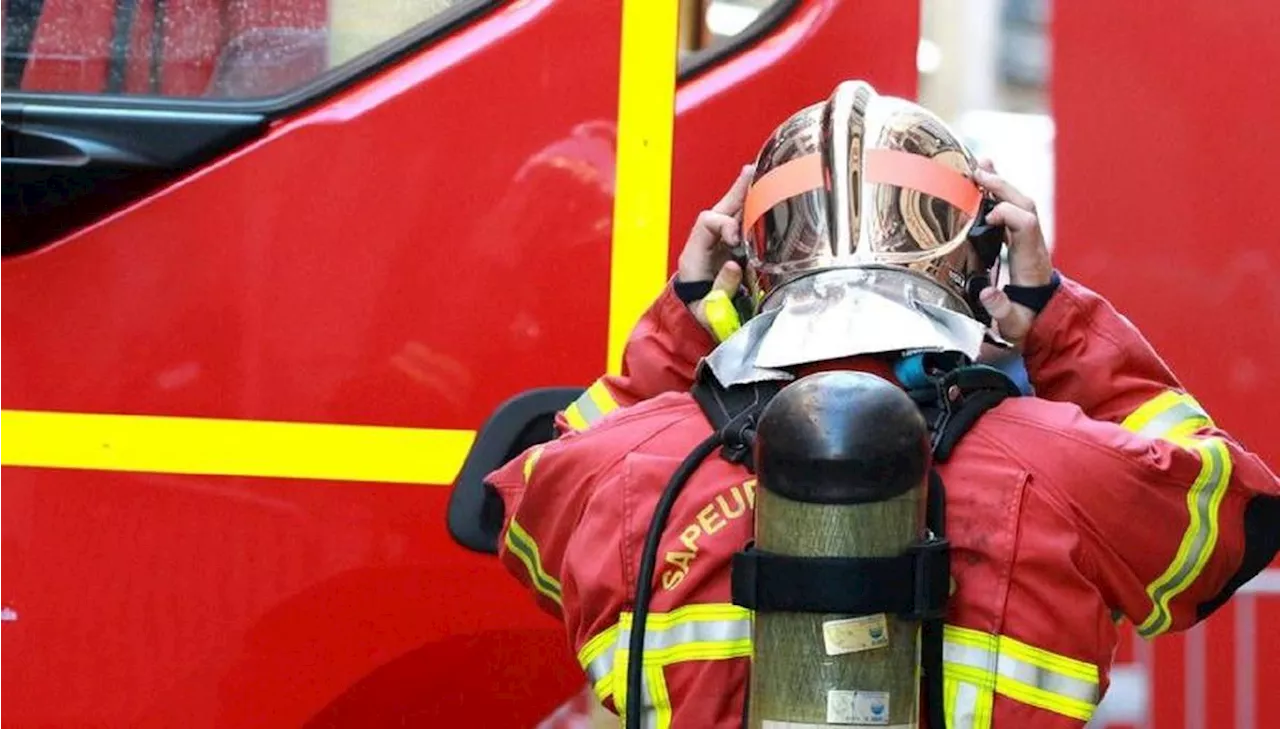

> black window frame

[{"left": 677, "top": 0, "right": 801, "bottom": 83}]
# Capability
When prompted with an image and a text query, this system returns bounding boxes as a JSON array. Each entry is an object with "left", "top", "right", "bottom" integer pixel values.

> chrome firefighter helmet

[{"left": 705, "top": 80, "right": 1004, "bottom": 386}]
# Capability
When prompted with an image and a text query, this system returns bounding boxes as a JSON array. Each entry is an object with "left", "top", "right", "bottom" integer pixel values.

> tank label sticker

[
  {"left": 822, "top": 614, "right": 890, "bottom": 656},
  {"left": 827, "top": 689, "right": 891, "bottom": 725}
]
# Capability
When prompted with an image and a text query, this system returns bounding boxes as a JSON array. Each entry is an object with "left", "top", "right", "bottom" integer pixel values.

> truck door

[{"left": 1, "top": 1, "right": 918, "bottom": 726}]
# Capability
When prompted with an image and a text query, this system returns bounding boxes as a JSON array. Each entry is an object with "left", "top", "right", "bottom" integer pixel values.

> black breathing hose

[{"left": 625, "top": 431, "right": 725, "bottom": 729}]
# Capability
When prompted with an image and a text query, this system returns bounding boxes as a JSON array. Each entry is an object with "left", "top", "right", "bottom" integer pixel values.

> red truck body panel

[{"left": 0, "top": 1, "right": 918, "bottom": 725}]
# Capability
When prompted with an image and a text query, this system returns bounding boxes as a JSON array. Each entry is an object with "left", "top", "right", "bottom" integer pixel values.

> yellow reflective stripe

[
  {"left": 578, "top": 623, "right": 620, "bottom": 702},
  {"left": 943, "top": 625, "right": 1100, "bottom": 723},
  {"left": 597, "top": 603, "right": 752, "bottom": 725},
  {"left": 563, "top": 403, "right": 589, "bottom": 431},
  {"left": 945, "top": 623, "right": 999, "bottom": 651},
  {"left": 647, "top": 664, "right": 673, "bottom": 729},
  {"left": 0, "top": 409, "right": 472, "bottom": 485},
  {"left": 522, "top": 446, "right": 545, "bottom": 483},
  {"left": 944, "top": 673, "right": 959, "bottom": 726},
  {"left": 579, "top": 623, "right": 620, "bottom": 667},
  {"left": 995, "top": 672, "right": 1095, "bottom": 722},
  {"left": 1137, "top": 437, "right": 1233, "bottom": 637},
  {"left": 623, "top": 601, "right": 750, "bottom": 627},
  {"left": 944, "top": 675, "right": 994, "bottom": 729},
  {"left": 607, "top": 0, "right": 678, "bottom": 374},
  {"left": 998, "top": 633, "right": 1099, "bottom": 683},
  {"left": 503, "top": 518, "right": 562, "bottom": 606},
  {"left": 563, "top": 380, "right": 621, "bottom": 432},
  {"left": 1122, "top": 390, "right": 1213, "bottom": 443}
]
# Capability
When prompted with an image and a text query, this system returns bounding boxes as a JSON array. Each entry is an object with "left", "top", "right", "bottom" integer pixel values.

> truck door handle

[{"left": 2, "top": 124, "right": 149, "bottom": 168}]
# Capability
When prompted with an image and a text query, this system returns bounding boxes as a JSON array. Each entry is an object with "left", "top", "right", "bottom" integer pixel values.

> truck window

[
  {"left": 1, "top": 0, "right": 793, "bottom": 255},
  {"left": 1, "top": 1, "right": 494, "bottom": 256},
  {"left": 2, "top": 0, "right": 473, "bottom": 99},
  {"left": 679, "top": 1, "right": 798, "bottom": 79},
  {"left": 1, "top": 1, "right": 791, "bottom": 100}
]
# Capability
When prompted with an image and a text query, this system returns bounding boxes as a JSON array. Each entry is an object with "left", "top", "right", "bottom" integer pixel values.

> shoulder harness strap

[
  {"left": 898, "top": 352, "right": 1024, "bottom": 463},
  {"left": 690, "top": 362, "right": 784, "bottom": 472}
]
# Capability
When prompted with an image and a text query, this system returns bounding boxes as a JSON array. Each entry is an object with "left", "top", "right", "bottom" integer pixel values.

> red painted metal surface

[
  {"left": 1054, "top": 2, "right": 1280, "bottom": 728},
  {"left": 0, "top": 0, "right": 918, "bottom": 725}
]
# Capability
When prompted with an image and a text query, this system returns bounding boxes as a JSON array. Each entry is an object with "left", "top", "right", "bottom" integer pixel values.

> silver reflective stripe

[
  {"left": 584, "top": 614, "right": 752, "bottom": 712},
  {"left": 642, "top": 680, "right": 660, "bottom": 729},
  {"left": 943, "top": 641, "right": 1100, "bottom": 703},
  {"left": 1136, "top": 400, "right": 1209, "bottom": 440},
  {"left": 573, "top": 388, "right": 607, "bottom": 426},
  {"left": 944, "top": 641, "right": 996, "bottom": 672},
  {"left": 618, "top": 615, "right": 753, "bottom": 652},
  {"left": 615, "top": 616, "right": 753, "bottom": 708},
  {"left": 951, "top": 680, "right": 980, "bottom": 729},
  {"left": 584, "top": 649, "right": 613, "bottom": 686},
  {"left": 995, "top": 653, "right": 1099, "bottom": 702}
]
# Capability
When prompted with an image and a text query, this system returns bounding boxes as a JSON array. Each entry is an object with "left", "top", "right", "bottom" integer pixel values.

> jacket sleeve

[
  {"left": 487, "top": 417, "right": 640, "bottom": 620},
  {"left": 487, "top": 419, "right": 635, "bottom": 714},
  {"left": 1027, "top": 402, "right": 1280, "bottom": 639},
  {"left": 556, "top": 278, "right": 716, "bottom": 433},
  {"left": 1021, "top": 273, "right": 1206, "bottom": 430}
]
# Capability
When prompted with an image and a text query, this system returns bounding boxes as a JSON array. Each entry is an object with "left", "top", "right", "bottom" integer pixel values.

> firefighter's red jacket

[{"left": 486, "top": 276, "right": 1280, "bottom": 728}]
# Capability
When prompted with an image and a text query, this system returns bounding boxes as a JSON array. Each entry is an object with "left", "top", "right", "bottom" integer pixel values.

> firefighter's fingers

[
  {"left": 985, "top": 202, "right": 1055, "bottom": 289},
  {"left": 710, "top": 259, "right": 743, "bottom": 297},
  {"left": 678, "top": 165, "right": 754, "bottom": 283},
  {"left": 976, "top": 157, "right": 997, "bottom": 174},
  {"left": 972, "top": 168, "right": 1035, "bottom": 213},
  {"left": 711, "top": 164, "right": 756, "bottom": 215},
  {"left": 983, "top": 201, "right": 1037, "bottom": 233},
  {"left": 979, "top": 286, "right": 1036, "bottom": 343},
  {"left": 707, "top": 210, "right": 741, "bottom": 246},
  {"left": 678, "top": 210, "right": 739, "bottom": 282}
]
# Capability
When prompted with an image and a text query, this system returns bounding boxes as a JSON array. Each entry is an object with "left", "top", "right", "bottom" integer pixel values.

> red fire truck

[{"left": 3, "top": 1, "right": 1277, "bottom": 727}]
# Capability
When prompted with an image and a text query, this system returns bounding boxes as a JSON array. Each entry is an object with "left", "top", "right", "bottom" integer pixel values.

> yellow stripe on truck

[
  {"left": 0, "top": 409, "right": 473, "bottom": 485},
  {"left": 607, "top": 0, "right": 680, "bottom": 374}
]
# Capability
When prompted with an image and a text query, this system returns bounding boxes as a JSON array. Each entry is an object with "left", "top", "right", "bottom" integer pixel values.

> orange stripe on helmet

[
  {"left": 742, "top": 150, "right": 982, "bottom": 235},
  {"left": 865, "top": 148, "right": 982, "bottom": 216},
  {"left": 742, "top": 153, "right": 825, "bottom": 233}
]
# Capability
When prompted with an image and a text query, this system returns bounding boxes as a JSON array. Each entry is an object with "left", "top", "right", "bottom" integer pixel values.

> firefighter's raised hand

[
  {"left": 972, "top": 162, "right": 1056, "bottom": 344},
  {"left": 677, "top": 164, "right": 754, "bottom": 337},
  {"left": 677, "top": 164, "right": 753, "bottom": 283}
]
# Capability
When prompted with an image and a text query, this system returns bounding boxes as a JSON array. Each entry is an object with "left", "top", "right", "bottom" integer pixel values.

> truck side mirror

[{"left": 446, "top": 387, "right": 584, "bottom": 554}]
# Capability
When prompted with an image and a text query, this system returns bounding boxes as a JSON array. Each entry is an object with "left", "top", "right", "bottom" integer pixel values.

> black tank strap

[{"left": 689, "top": 356, "right": 1021, "bottom": 729}]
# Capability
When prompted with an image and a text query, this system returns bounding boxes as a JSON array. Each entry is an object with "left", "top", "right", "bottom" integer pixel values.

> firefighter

[{"left": 486, "top": 81, "right": 1280, "bottom": 727}]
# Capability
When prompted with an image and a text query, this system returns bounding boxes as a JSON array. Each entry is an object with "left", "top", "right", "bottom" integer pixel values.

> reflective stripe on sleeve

[
  {"left": 576, "top": 603, "right": 752, "bottom": 728},
  {"left": 504, "top": 518, "right": 562, "bottom": 606},
  {"left": 563, "top": 380, "right": 621, "bottom": 432},
  {"left": 1122, "top": 390, "right": 1213, "bottom": 444},
  {"left": 943, "top": 625, "right": 1100, "bottom": 723},
  {"left": 1136, "top": 437, "right": 1234, "bottom": 637},
  {"left": 578, "top": 623, "right": 620, "bottom": 703},
  {"left": 522, "top": 445, "right": 544, "bottom": 483}
]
